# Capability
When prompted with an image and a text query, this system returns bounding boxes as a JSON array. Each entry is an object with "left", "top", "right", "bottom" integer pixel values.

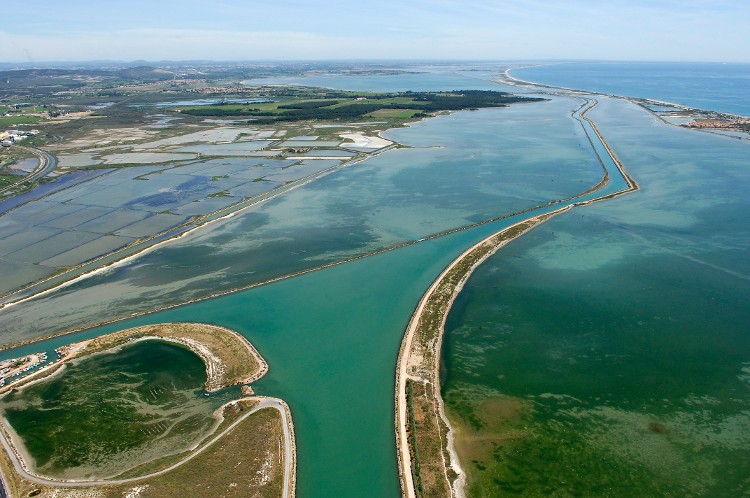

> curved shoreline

[
  {"left": 0, "top": 397, "right": 295, "bottom": 495},
  {"left": 503, "top": 65, "right": 750, "bottom": 124},
  {"left": 0, "top": 322, "right": 267, "bottom": 395},
  {"left": 0, "top": 322, "right": 296, "bottom": 497},
  {"left": 394, "top": 97, "right": 638, "bottom": 497},
  {"left": 395, "top": 209, "right": 571, "bottom": 497}
]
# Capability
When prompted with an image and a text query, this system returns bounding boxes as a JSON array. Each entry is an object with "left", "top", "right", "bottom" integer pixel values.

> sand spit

[{"left": 394, "top": 97, "right": 638, "bottom": 497}]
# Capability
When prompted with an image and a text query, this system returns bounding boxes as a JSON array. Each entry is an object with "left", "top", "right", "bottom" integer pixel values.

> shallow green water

[
  {"left": 0, "top": 340, "right": 233, "bottom": 479},
  {"left": 442, "top": 99, "right": 750, "bottom": 496}
]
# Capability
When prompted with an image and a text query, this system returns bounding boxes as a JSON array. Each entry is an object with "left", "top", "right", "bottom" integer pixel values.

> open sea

[{"left": 512, "top": 62, "right": 750, "bottom": 117}]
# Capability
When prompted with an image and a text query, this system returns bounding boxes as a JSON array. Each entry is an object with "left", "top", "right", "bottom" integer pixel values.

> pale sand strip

[{"left": 394, "top": 208, "right": 570, "bottom": 498}]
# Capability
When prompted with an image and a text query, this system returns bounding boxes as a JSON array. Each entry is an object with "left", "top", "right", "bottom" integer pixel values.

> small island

[{"left": 0, "top": 323, "right": 295, "bottom": 498}]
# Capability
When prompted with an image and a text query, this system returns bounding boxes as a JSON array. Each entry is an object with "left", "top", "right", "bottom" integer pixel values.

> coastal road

[
  {"left": 0, "top": 397, "right": 295, "bottom": 496},
  {"left": 0, "top": 467, "right": 8, "bottom": 498},
  {"left": 0, "top": 145, "right": 57, "bottom": 197}
]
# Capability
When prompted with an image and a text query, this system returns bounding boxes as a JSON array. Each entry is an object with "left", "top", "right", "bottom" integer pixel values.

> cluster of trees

[
  {"left": 180, "top": 90, "right": 542, "bottom": 123},
  {"left": 277, "top": 100, "right": 341, "bottom": 109},
  {"left": 251, "top": 103, "right": 385, "bottom": 124},
  {"left": 409, "top": 90, "right": 541, "bottom": 110}
]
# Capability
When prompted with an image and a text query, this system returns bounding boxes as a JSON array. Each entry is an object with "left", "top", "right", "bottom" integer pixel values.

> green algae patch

[
  {"left": 0, "top": 322, "right": 274, "bottom": 482},
  {"left": 444, "top": 392, "right": 728, "bottom": 497},
  {"left": 0, "top": 399, "right": 291, "bottom": 498},
  {"left": 0, "top": 339, "right": 226, "bottom": 479}
]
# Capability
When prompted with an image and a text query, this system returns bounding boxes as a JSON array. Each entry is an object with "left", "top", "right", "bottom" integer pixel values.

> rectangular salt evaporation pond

[
  {"left": 2, "top": 198, "right": 65, "bottom": 218},
  {"left": 70, "top": 172, "right": 216, "bottom": 211},
  {"left": 101, "top": 152, "right": 196, "bottom": 165},
  {"left": 0, "top": 209, "right": 62, "bottom": 241},
  {"left": 73, "top": 209, "right": 152, "bottom": 235},
  {"left": 298, "top": 149, "right": 354, "bottom": 158},
  {"left": 19, "top": 202, "right": 93, "bottom": 225},
  {"left": 172, "top": 158, "right": 302, "bottom": 182},
  {"left": 241, "top": 151, "right": 289, "bottom": 157},
  {"left": 55, "top": 153, "right": 100, "bottom": 168},
  {"left": 4, "top": 230, "right": 101, "bottom": 264},
  {"left": 237, "top": 130, "right": 276, "bottom": 140},
  {"left": 225, "top": 179, "right": 283, "bottom": 198},
  {"left": 131, "top": 127, "right": 258, "bottom": 149},
  {"left": 123, "top": 175, "right": 252, "bottom": 213},
  {"left": 61, "top": 166, "right": 164, "bottom": 189},
  {"left": 41, "top": 206, "right": 115, "bottom": 230},
  {"left": 0, "top": 227, "right": 62, "bottom": 256},
  {"left": 264, "top": 160, "right": 341, "bottom": 182},
  {"left": 0, "top": 260, "right": 54, "bottom": 294},
  {"left": 70, "top": 183, "right": 169, "bottom": 210},
  {"left": 170, "top": 158, "right": 281, "bottom": 177},
  {"left": 10, "top": 201, "right": 89, "bottom": 226},
  {"left": 170, "top": 142, "right": 272, "bottom": 155},
  {"left": 0, "top": 170, "right": 113, "bottom": 214},
  {"left": 226, "top": 160, "right": 300, "bottom": 181},
  {"left": 41, "top": 234, "right": 135, "bottom": 267},
  {"left": 173, "top": 196, "right": 241, "bottom": 216},
  {"left": 142, "top": 167, "right": 255, "bottom": 190},
  {"left": 115, "top": 213, "right": 190, "bottom": 238},
  {"left": 0, "top": 218, "right": 27, "bottom": 239}
]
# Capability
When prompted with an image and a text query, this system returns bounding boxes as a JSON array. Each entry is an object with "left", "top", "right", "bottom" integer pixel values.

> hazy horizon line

[{"left": 2, "top": 58, "right": 749, "bottom": 68}]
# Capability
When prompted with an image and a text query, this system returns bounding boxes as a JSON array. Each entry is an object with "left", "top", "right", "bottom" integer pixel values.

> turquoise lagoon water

[
  {"left": 512, "top": 62, "right": 750, "bottom": 117},
  {"left": 442, "top": 97, "right": 750, "bottom": 495},
  {"left": 243, "top": 66, "right": 512, "bottom": 92},
  {"left": 0, "top": 96, "right": 606, "bottom": 342},
  {"left": 0, "top": 216, "right": 589, "bottom": 497}
]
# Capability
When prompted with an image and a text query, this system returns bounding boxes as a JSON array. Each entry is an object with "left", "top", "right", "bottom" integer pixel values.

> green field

[{"left": 0, "top": 115, "right": 42, "bottom": 126}]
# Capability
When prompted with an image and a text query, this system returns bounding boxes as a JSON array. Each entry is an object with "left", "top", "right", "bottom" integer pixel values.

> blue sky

[{"left": 2, "top": 0, "right": 749, "bottom": 62}]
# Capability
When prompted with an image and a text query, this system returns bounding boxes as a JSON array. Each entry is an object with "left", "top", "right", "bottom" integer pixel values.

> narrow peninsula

[{"left": 395, "top": 98, "right": 638, "bottom": 497}]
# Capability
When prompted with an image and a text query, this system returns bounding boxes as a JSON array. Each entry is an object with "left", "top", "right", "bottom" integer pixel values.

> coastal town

[
  {"left": 0, "top": 342, "right": 87, "bottom": 388},
  {"left": 0, "top": 129, "right": 37, "bottom": 148}
]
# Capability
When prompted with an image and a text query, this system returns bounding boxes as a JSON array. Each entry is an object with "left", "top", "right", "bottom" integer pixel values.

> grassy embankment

[{"left": 79, "top": 322, "right": 268, "bottom": 390}]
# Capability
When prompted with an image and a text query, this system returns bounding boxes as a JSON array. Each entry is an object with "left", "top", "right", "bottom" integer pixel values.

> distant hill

[{"left": 117, "top": 66, "right": 176, "bottom": 81}]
